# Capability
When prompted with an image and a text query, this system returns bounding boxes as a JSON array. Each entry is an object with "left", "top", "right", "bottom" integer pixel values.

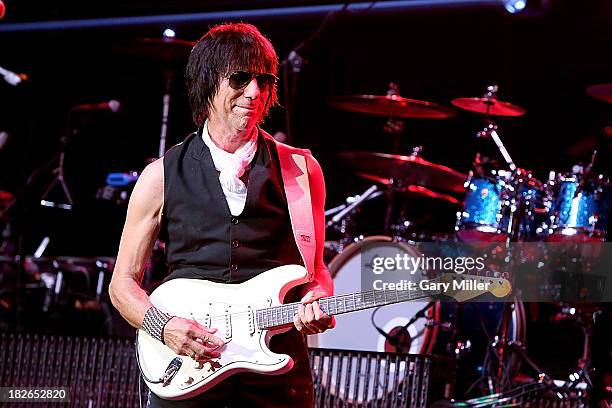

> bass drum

[
  {"left": 309, "top": 236, "right": 439, "bottom": 354},
  {"left": 309, "top": 236, "right": 442, "bottom": 405}
]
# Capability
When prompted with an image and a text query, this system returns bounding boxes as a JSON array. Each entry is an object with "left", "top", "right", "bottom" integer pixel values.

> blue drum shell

[
  {"left": 458, "top": 177, "right": 504, "bottom": 231},
  {"left": 553, "top": 180, "right": 611, "bottom": 235}
]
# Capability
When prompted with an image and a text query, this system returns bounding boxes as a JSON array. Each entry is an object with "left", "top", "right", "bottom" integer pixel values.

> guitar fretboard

[{"left": 255, "top": 283, "right": 440, "bottom": 330}]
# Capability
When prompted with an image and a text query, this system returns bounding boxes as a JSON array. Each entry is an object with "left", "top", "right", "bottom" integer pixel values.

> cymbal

[
  {"left": 0, "top": 190, "right": 13, "bottom": 219},
  {"left": 0, "top": 190, "right": 13, "bottom": 203},
  {"left": 586, "top": 83, "right": 612, "bottom": 103},
  {"left": 451, "top": 97, "right": 526, "bottom": 117},
  {"left": 404, "top": 185, "right": 461, "bottom": 205},
  {"left": 116, "top": 37, "right": 195, "bottom": 62},
  {"left": 329, "top": 95, "right": 456, "bottom": 119},
  {"left": 339, "top": 151, "right": 467, "bottom": 193}
]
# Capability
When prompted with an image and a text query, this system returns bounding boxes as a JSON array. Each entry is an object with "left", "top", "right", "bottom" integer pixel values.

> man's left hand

[{"left": 293, "top": 290, "right": 336, "bottom": 335}]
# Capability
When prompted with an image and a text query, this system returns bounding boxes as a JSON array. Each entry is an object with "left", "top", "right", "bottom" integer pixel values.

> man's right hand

[{"left": 162, "top": 317, "right": 225, "bottom": 361}]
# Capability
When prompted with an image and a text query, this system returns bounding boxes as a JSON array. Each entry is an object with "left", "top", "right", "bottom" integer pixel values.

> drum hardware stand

[
  {"left": 0, "top": 158, "right": 57, "bottom": 331},
  {"left": 476, "top": 85, "right": 517, "bottom": 172},
  {"left": 470, "top": 84, "right": 531, "bottom": 390},
  {"left": 485, "top": 234, "right": 551, "bottom": 394},
  {"left": 575, "top": 149, "right": 598, "bottom": 198},
  {"left": 490, "top": 339, "right": 593, "bottom": 404},
  {"left": 325, "top": 186, "right": 382, "bottom": 251},
  {"left": 383, "top": 178, "right": 397, "bottom": 235},
  {"left": 462, "top": 85, "right": 527, "bottom": 389},
  {"left": 382, "top": 143, "right": 424, "bottom": 235},
  {"left": 490, "top": 238, "right": 527, "bottom": 392},
  {"left": 95, "top": 259, "right": 110, "bottom": 303},
  {"left": 326, "top": 185, "right": 379, "bottom": 228},
  {"left": 491, "top": 338, "right": 550, "bottom": 386},
  {"left": 391, "top": 146, "right": 429, "bottom": 236},
  {"left": 39, "top": 139, "right": 74, "bottom": 211},
  {"left": 559, "top": 304, "right": 597, "bottom": 373},
  {"left": 506, "top": 181, "right": 529, "bottom": 243},
  {"left": 384, "top": 82, "right": 406, "bottom": 154},
  {"left": 39, "top": 109, "right": 86, "bottom": 211},
  {"left": 5, "top": 106, "right": 89, "bottom": 329},
  {"left": 324, "top": 203, "right": 348, "bottom": 218},
  {"left": 42, "top": 260, "right": 63, "bottom": 313},
  {"left": 157, "top": 68, "right": 174, "bottom": 158}
]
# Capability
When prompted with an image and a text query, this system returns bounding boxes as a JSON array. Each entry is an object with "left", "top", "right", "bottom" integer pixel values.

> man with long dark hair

[{"left": 109, "top": 23, "right": 334, "bottom": 407}]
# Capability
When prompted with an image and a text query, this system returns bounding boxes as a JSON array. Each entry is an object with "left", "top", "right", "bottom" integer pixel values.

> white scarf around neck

[{"left": 201, "top": 120, "right": 258, "bottom": 216}]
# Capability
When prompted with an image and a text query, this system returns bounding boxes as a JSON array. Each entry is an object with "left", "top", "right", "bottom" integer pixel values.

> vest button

[
  {"left": 230, "top": 264, "right": 238, "bottom": 272},
  {"left": 231, "top": 240, "right": 240, "bottom": 248},
  {"left": 231, "top": 217, "right": 239, "bottom": 225}
]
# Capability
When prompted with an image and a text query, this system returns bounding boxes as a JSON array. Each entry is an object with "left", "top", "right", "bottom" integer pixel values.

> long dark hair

[{"left": 185, "top": 23, "right": 279, "bottom": 126}]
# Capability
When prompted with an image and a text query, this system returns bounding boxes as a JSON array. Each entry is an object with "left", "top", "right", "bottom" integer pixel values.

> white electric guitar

[{"left": 136, "top": 265, "right": 511, "bottom": 400}]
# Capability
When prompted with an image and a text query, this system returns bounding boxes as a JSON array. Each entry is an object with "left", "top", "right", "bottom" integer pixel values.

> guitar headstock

[{"left": 438, "top": 273, "right": 512, "bottom": 302}]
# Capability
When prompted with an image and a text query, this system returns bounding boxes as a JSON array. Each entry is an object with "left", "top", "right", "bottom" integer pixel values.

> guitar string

[
  {"left": 195, "top": 279, "right": 441, "bottom": 322},
  {"left": 193, "top": 288, "right": 435, "bottom": 326},
  {"left": 184, "top": 276, "right": 503, "bottom": 326}
]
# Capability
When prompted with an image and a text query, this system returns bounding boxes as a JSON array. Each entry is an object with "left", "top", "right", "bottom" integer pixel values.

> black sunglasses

[{"left": 227, "top": 71, "right": 277, "bottom": 90}]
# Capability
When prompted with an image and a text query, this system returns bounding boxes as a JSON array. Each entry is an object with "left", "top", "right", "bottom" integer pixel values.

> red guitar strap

[{"left": 263, "top": 132, "right": 316, "bottom": 283}]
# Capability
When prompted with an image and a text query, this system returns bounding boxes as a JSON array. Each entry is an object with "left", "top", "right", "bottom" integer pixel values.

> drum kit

[
  {"left": 325, "top": 83, "right": 610, "bottom": 248},
  {"left": 313, "top": 82, "right": 611, "bottom": 400}
]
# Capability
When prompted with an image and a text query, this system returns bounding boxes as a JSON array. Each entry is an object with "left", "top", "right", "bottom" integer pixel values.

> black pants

[{"left": 147, "top": 329, "right": 313, "bottom": 408}]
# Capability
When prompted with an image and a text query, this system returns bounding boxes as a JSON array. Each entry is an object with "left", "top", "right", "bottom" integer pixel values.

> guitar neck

[{"left": 256, "top": 280, "right": 441, "bottom": 330}]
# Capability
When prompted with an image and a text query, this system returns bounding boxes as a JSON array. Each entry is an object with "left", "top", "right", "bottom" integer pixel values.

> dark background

[{"left": 0, "top": 0, "right": 611, "bottom": 256}]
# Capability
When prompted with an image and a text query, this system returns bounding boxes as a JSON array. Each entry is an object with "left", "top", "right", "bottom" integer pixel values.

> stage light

[
  {"left": 0, "top": 1, "right": 541, "bottom": 33},
  {"left": 504, "top": 0, "right": 527, "bottom": 13},
  {"left": 162, "top": 28, "right": 176, "bottom": 38}
]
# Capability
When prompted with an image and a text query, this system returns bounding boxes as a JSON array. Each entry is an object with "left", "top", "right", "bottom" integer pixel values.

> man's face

[{"left": 208, "top": 71, "right": 271, "bottom": 133}]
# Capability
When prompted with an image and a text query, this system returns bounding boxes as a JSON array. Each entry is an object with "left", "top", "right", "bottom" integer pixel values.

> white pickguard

[{"left": 137, "top": 264, "right": 309, "bottom": 400}]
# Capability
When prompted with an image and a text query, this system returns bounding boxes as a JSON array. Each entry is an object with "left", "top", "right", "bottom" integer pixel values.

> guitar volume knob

[{"left": 180, "top": 376, "right": 194, "bottom": 386}]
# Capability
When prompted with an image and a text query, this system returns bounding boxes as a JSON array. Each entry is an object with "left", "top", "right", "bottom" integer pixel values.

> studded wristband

[{"left": 142, "top": 306, "right": 174, "bottom": 344}]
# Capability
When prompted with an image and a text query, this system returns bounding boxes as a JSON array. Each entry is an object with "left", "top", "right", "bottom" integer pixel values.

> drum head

[
  {"left": 309, "top": 236, "right": 435, "bottom": 354},
  {"left": 309, "top": 236, "right": 440, "bottom": 404}
]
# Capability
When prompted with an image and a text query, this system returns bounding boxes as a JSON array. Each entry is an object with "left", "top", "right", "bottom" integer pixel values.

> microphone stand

[
  {"left": 4, "top": 108, "right": 85, "bottom": 330},
  {"left": 39, "top": 111, "right": 79, "bottom": 210},
  {"left": 281, "top": 4, "right": 349, "bottom": 143}
]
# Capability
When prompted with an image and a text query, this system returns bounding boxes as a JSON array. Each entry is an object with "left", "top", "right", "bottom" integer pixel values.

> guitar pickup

[
  {"left": 247, "top": 306, "right": 255, "bottom": 335},
  {"left": 204, "top": 314, "right": 211, "bottom": 328},
  {"left": 224, "top": 307, "right": 232, "bottom": 339}
]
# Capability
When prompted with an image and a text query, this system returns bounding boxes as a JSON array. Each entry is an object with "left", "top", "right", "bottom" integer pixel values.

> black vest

[{"left": 160, "top": 130, "right": 303, "bottom": 283}]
